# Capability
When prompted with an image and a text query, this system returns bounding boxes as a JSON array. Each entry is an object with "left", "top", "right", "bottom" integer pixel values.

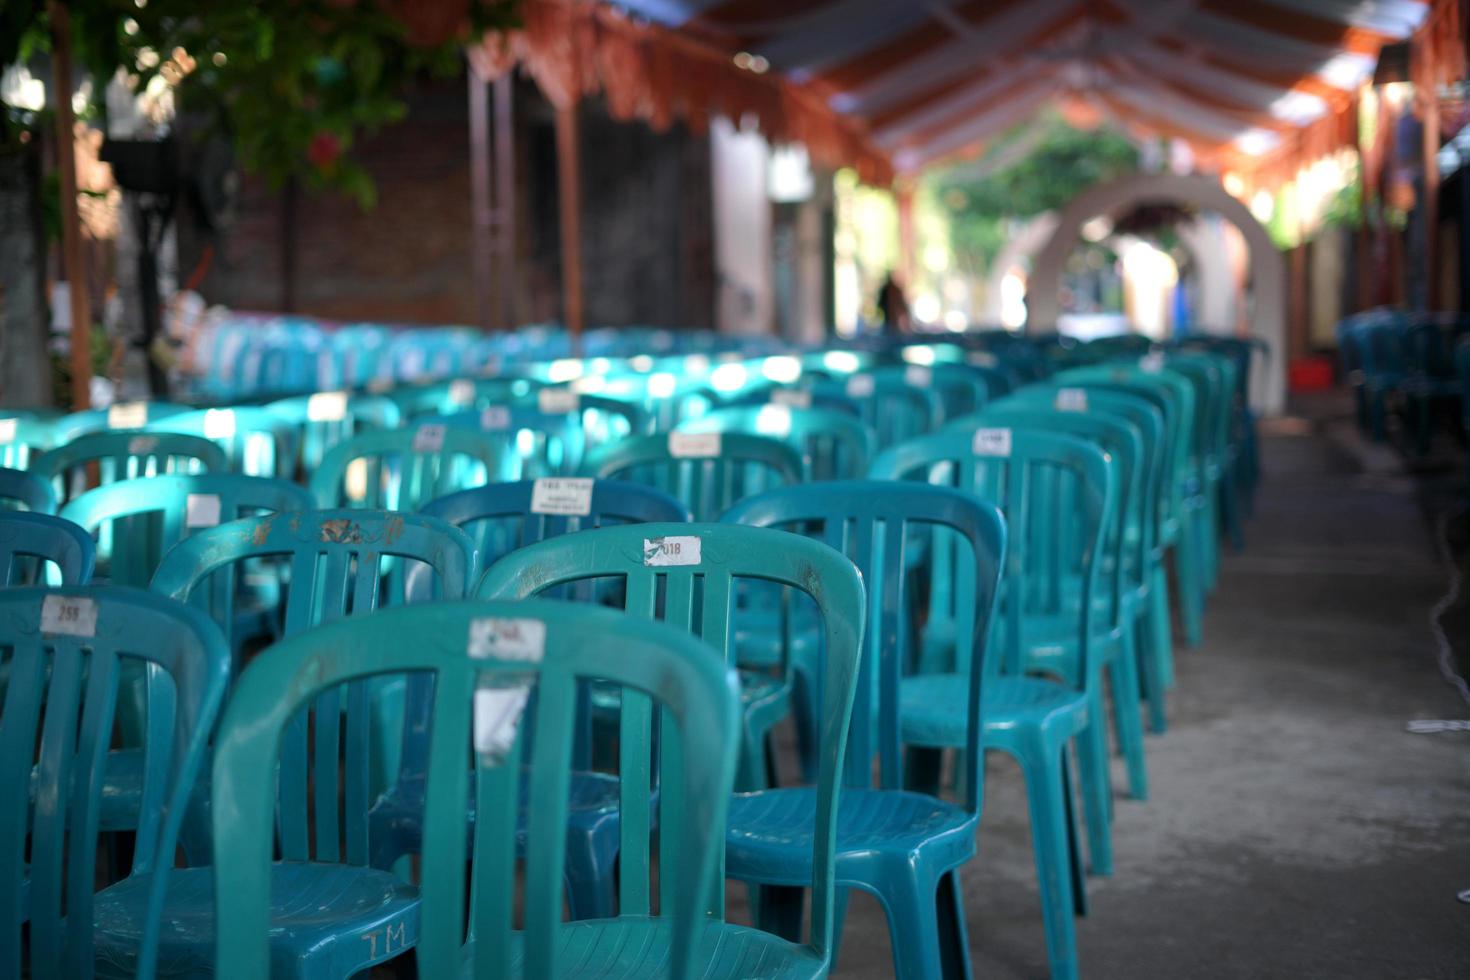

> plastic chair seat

[
  {"left": 726, "top": 787, "right": 977, "bottom": 885},
  {"left": 93, "top": 862, "right": 418, "bottom": 978},
  {"left": 468, "top": 916, "right": 826, "bottom": 979},
  {"left": 900, "top": 674, "right": 1090, "bottom": 748}
]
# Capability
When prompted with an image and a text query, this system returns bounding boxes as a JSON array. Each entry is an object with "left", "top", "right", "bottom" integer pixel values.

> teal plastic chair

[
  {"left": 722, "top": 481, "right": 1006, "bottom": 979},
  {"left": 1008, "top": 385, "right": 1176, "bottom": 730},
  {"left": 211, "top": 600, "right": 743, "bottom": 980},
  {"left": 0, "top": 512, "right": 95, "bottom": 586},
  {"left": 956, "top": 404, "right": 1149, "bottom": 799},
  {"left": 0, "top": 586, "right": 229, "bottom": 980},
  {"left": 1057, "top": 363, "right": 1204, "bottom": 647},
  {"left": 384, "top": 375, "right": 542, "bottom": 419},
  {"left": 872, "top": 427, "right": 1119, "bottom": 980},
  {"left": 0, "top": 466, "right": 57, "bottom": 513},
  {"left": 146, "top": 406, "right": 300, "bottom": 479},
  {"left": 479, "top": 522, "right": 865, "bottom": 976},
  {"left": 309, "top": 425, "right": 507, "bottom": 510},
  {"left": 677, "top": 405, "right": 876, "bottom": 480},
  {"left": 30, "top": 431, "right": 228, "bottom": 508},
  {"left": 812, "top": 370, "right": 942, "bottom": 449},
  {"left": 263, "top": 390, "right": 401, "bottom": 473},
  {"left": 582, "top": 432, "right": 802, "bottom": 521},
  {"left": 369, "top": 478, "right": 689, "bottom": 916},
  {"left": 436, "top": 406, "right": 586, "bottom": 478},
  {"left": 128, "top": 511, "right": 472, "bottom": 977}
]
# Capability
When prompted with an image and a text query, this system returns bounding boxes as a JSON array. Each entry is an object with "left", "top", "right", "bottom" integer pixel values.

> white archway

[{"left": 1027, "top": 172, "right": 1286, "bottom": 415}]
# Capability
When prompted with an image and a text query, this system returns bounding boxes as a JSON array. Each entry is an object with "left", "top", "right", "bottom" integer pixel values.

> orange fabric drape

[{"left": 468, "top": 0, "right": 893, "bottom": 183}]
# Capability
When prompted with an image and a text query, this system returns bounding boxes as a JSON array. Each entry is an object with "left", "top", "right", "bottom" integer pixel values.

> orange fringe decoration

[{"left": 468, "top": 0, "right": 894, "bottom": 184}]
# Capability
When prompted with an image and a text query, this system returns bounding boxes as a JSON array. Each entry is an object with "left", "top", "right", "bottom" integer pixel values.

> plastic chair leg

[
  {"left": 1172, "top": 535, "right": 1204, "bottom": 649},
  {"left": 1017, "top": 733, "right": 1081, "bottom": 980},
  {"left": 755, "top": 883, "right": 807, "bottom": 942},
  {"left": 1221, "top": 468, "right": 1245, "bottom": 552},
  {"left": 736, "top": 724, "right": 770, "bottom": 791},
  {"left": 1201, "top": 487, "right": 1221, "bottom": 594},
  {"left": 1073, "top": 698, "right": 1114, "bottom": 876},
  {"left": 1109, "top": 629, "right": 1149, "bottom": 801},
  {"left": 1138, "top": 612, "right": 1169, "bottom": 736},
  {"left": 790, "top": 662, "right": 820, "bottom": 784},
  {"left": 1149, "top": 565, "right": 1176, "bottom": 692},
  {"left": 870, "top": 859, "right": 971, "bottom": 980}
]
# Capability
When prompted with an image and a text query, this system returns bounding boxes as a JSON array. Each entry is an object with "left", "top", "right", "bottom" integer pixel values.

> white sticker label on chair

[
  {"left": 41, "top": 595, "right": 97, "bottom": 637},
  {"left": 1055, "top": 388, "right": 1088, "bottom": 412},
  {"left": 644, "top": 535, "right": 701, "bottom": 566},
  {"left": 474, "top": 687, "right": 531, "bottom": 759},
  {"left": 307, "top": 391, "right": 348, "bottom": 422},
  {"left": 845, "top": 374, "right": 875, "bottom": 398},
  {"left": 203, "top": 408, "right": 236, "bottom": 439},
  {"left": 1139, "top": 351, "right": 1166, "bottom": 374},
  {"left": 538, "top": 388, "right": 580, "bottom": 414},
  {"left": 668, "top": 431, "right": 721, "bottom": 458},
  {"left": 186, "top": 493, "right": 222, "bottom": 528},
  {"left": 968, "top": 351, "right": 998, "bottom": 368},
  {"left": 0, "top": 418, "right": 15, "bottom": 442},
  {"left": 448, "top": 379, "right": 475, "bottom": 406},
  {"left": 468, "top": 616, "right": 546, "bottom": 662},
  {"left": 480, "top": 405, "right": 511, "bottom": 431},
  {"left": 127, "top": 435, "right": 159, "bottom": 455},
  {"left": 972, "top": 427, "right": 1012, "bottom": 457},
  {"left": 904, "top": 365, "right": 932, "bottom": 388},
  {"left": 412, "top": 424, "right": 445, "bottom": 453},
  {"left": 770, "top": 388, "right": 811, "bottom": 409},
  {"left": 530, "top": 477, "right": 594, "bottom": 516},
  {"left": 108, "top": 402, "right": 148, "bottom": 429}
]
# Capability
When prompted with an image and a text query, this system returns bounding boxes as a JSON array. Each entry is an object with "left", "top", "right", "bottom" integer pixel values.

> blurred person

[{"left": 878, "top": 271, "right": 911, "bottom": 334}]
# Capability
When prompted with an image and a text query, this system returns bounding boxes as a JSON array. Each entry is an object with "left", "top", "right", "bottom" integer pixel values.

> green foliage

[
  {"left": 3, "top": 1, "right": 521, "bottom": 207},
  {"left": 930, "top": 113, "right": 1141, "bottom": 270}
]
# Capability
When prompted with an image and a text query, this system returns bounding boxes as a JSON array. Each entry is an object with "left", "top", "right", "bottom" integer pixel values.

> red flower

[{"left": 307, "top": 131, "right": 342, "bottom": 170}]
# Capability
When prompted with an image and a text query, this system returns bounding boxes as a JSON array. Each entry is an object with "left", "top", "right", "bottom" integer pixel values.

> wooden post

[
  {"left": 1422, "top": 39, "right": 1442, "bottom": 311},
  {"left": 493, "top": 76, "right": 516, "bottom": 330},
  {"left": 554, "top": 103, "right": 584, "bottom": 342},
  {"left": 469, "top": 67, "right": 494, "bottom": 331},
  {"left": 48, "top": 0, "right": 92, "bottom": 409}
]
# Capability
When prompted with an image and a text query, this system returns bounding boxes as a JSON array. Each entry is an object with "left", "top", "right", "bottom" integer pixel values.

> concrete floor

[{"left": 820, "top": 398, "right": 1470, "bottom": 979}]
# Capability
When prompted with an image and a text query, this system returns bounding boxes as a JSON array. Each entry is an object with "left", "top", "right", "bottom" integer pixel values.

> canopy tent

[{"left": 519, "top": 0, "right": 1433, "bottom": 178}]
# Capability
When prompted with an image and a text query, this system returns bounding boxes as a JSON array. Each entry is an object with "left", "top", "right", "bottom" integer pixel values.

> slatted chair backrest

[
  {"left": 437, "top": 407, "right": 587, "bottom": 479},
  {"left": 30, "top": 431, "right": 228, "bottom": 508},
  {"left": 812, "top": 369, "right": 942, "bottom": 449},
  {"left": 582, "top": 432, "right": 802, "bottom": 522},
  {"left": 145, "top": 407, "right": 300, "bottom": 479},
  {"left": 264, "top": 390, "right": 402, "bottom": 474},
  {"left": 151, "top": 510, "right": 474, "bottom": 863},
  {"left": 61, "top": 473, "right": 311, "bottom": 602},
  {"left": 893, "top": 362, "right": 991, "bottom": 419},
  {"left": 385, "top": 376, "right": 542, "bottom": 420},
  {"left": 309, "top": 425, "right": 507, "bottom": 511},
  {"left": 0, "top": 512, "right": 95, "bottom": 586},
  {"left": 210, "top": 600, "right": 739, "bottom": 980},
  {"left": 0, "top": 466, "right": 58, "bottom": 514},
  {"left": 723, "top": 481, "right": 1004, "bottom": 807},
  {"left": 677, "top": 404, "right": 876, "bottom": 480},
  {"left": 0, "top": 586, "right": 228, "bottom": 979},
  {"left": 477, "top": 522, "right": 864, "bottom": 966},
  {"left": 870, "top": 428, "right": 1116, "bottom": 681}
]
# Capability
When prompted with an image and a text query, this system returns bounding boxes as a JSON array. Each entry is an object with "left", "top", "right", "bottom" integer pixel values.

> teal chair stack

[{"left": 872, "top": 426, "right": 1119, "bottom": 980}]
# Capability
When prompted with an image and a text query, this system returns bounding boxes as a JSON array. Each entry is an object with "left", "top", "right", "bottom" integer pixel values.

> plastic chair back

[
  {"left": 0, "top": 512, "right": 95, "bottom": 586},
  {"left": 30, "top": 431, "right": 228, "bottom": 508},
  {"left": 309, "top": 426, "right": 507, "bottom": 511},
  {"left": 146, "top": 407, "right": 299, "bottom": 479},
  {"left": 209, "top": 600, "right": 738, "bottom": 980},
  {"left": 478, "top": 522, "right": 864, "bottom": 965},
  {"left": 264, "top": 391, "right": 401, "bottom": 473},
  {"left": 0, "top": 586, "right": 228, "bottom": 979},
  {"left": 582, "top": 432, "right": 802, "bottom": 521},
  {"left": 678, "top": 405, "right": 876, "bottom": 480}
]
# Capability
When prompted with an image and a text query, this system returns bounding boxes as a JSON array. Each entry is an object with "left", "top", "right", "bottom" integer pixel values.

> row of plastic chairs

[
  {"left": 1337, "top": 309, "right": 1470, "bottom": 452},
  {"left": 2, "top": 333, "right": 1264, "bottom": 975}
]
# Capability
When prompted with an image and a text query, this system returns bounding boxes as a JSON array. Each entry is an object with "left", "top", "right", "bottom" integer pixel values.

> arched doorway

[{"left": 1027, "top": 173, "right": 1286, "bottom": 415}]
